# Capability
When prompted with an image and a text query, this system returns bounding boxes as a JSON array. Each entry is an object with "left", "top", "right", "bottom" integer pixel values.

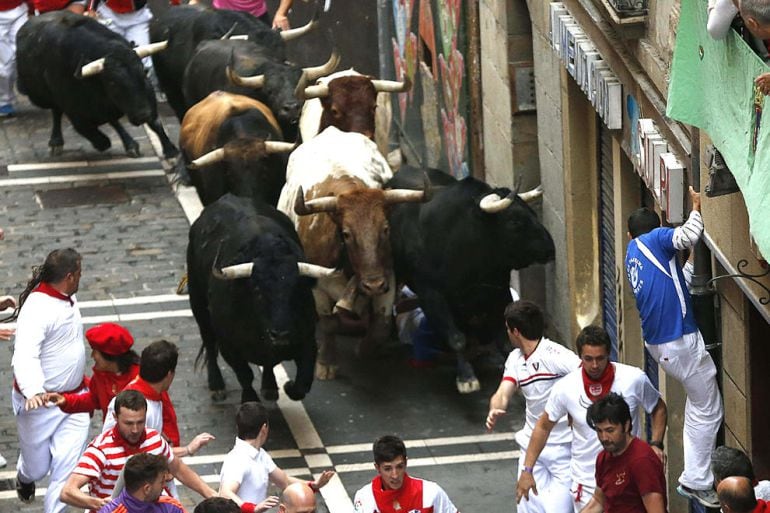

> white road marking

[
  {"left": 333, "top": 450, "right": 521, "bottom": 474},
  {"left": 325, "top": 432, "right": 516, "bottom": 454},
  {"left": 7, "top": 156, "right": 159, "bottom": 173},
  {"left": 0, "top": 169, "right": 165, "bottom": 187}
]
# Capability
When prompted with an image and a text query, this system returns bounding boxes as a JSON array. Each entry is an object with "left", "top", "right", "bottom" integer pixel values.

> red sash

[
  {"left": 582, "top": 363, "right": 615, "bottom": 402},
  {"left": 34, "top": 282, "right": 73, "bottom": 306},
  {"left": 372, "top": 475, "right": 432, "bottom": 513},
  {"left": 124, "top": 377, "right": 181, "bottom": 447}
]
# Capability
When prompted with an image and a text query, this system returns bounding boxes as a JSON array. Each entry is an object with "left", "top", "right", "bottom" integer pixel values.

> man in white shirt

[
  {"left": 11, "top": 248, "right": 91, "bottom": 513},
  {"left": 486, "top": 300, "right": 580, "bottom": 513},
  {"left": 516, "top": 325, "right": 668, "bottom": 512}
]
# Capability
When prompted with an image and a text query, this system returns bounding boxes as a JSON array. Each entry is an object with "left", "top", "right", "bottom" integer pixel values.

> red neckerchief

[
  {"left": 582, "top": 363, "right": 615, "bottom": 402},
  {"left": 371, "top": 474, "right": 424, "bottom": 513},
  {"left": 111, "top": 425, "right": 147, "bottom": 454},
  {"left": 34, "top": 282, "right": 73, "bottom": 306},
  {"left": 124, "top": 376, "right": 181, "bottom": 447}
]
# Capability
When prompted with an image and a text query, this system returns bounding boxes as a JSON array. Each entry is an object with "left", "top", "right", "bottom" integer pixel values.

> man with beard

[
  {"left": 581, "top": 393, "right": 667, "bottom": 513},
  {"left": 516, "top": 326, "right": 667, "bottom": 512},
  {"left": 60, "top": 389, "right": 215, "bottom": 511},
  {"left": 98, "top": 453, "right": 185, "bottom": 513}
]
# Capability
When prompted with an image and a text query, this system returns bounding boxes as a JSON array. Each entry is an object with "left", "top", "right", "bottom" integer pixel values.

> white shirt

[
  {"left": 543, "top": 363, "right": 661, "bottom": 486},
  {"left": 502, "top": 338, "right": 581, "bottom": 447},
  {"left": 220, "top": 438, "right": 277, "bottom": 503},
  {"left": 353, "top": 476, "right": 457, "bottom": 513},
  {"left": 12, "top": 291, "right": 86, "bottom": 397}
]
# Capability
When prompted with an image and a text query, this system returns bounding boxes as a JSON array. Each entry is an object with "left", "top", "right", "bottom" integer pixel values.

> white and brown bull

[
  {"left": 277, "top": 126, "right": 429, "bottom": 379},
  {"left": 179, "top": 91, "right": 294, "bottom": 206}
]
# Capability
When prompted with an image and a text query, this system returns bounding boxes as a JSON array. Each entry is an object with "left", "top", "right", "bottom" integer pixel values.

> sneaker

[
  {"left": 677, "top": 484, "right": 720, "bottom": 509},
  {"left": 16, "top": 475, "right": 35, "bottom": 503},
  {"left": 0, "top": 104, "right": 15, "bottom": 118},
  {"left": 0, "top": 453, "right": 6, "bottom": 468}
]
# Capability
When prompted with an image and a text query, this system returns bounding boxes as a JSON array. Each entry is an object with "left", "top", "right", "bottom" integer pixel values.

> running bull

[
  {"left": 387, "top": 166, "right": 555, "bottom": 393},
  {"left": 180, "top": 91, "right": 294, "bottom": 206},
  {"left": 16, "top": 11, "right": 177, "bottom": 158},
  {"left": 188, "top": 193, "right": 336, "bottom": 402}
]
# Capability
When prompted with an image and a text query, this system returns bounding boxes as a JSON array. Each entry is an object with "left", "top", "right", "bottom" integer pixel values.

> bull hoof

[
  {"left": 49, "top": 145, "right": 63, "bottom": 156},
  {"left": 260, "top": 388, "right": 279, "bottom": 401},
  {"left": 163, "top": 145, "right": 180, "bottom": 159},
  {"left": 283, "top": 381, "right": 306, "bottom": 401},
  {"left": 315, "top": 362, "right": 338, "bottom": 380},
  {"left": 210, "top": 389, "right": 226, "bottom": 402},
  {"left": 126, "top": 145, "right": 142, "bottom": 158},
  {"left": 456, "top": 377, "right": 481, "bottom": 394}
]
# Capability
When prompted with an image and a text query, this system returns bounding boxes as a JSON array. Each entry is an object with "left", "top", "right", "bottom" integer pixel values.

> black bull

[
  {"left": 188, "top": 194, "right": 319, "bottom": 402},
  {"left": 386, "top": 166, "right": 556, "bottom": 392},
  {"left": 16, "top": 11, "right": 177, "bottom": 159}
]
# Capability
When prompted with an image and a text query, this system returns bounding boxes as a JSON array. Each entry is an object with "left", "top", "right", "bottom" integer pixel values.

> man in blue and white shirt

[{"left": 625, "top": 187, "right": 723, "bottom": 509}]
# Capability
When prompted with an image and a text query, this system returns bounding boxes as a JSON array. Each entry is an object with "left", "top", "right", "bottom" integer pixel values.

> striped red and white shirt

[{"left": 74, "top": 426, "right": 174, "bottom": 502}]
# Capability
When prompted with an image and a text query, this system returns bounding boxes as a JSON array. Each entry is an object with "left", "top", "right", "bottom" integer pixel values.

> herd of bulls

[{"left": 14, "top": 3, "right": 556, "bottom": 402}]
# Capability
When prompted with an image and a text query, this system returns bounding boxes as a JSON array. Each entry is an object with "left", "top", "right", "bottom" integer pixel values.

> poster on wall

[{"left": 389, "top": 0, "right": 471, "bottom": 178}]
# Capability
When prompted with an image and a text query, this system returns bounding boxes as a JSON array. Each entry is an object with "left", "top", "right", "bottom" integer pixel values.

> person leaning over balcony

[
  {"left": 740, "top": 0, "right": 770, "bottom": 94},
  {"left": 707, "top": 0, "right": 739, "bottom": 40},
  {"left": 624, "top": 187, "right": 723, "bottom": 509}
]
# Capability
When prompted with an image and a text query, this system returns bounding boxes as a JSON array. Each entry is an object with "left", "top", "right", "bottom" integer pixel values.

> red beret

[{"left": 86, "top": 323, "right": 134, "bottom": 356}]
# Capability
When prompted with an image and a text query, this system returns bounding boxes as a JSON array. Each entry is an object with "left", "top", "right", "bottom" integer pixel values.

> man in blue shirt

[{"left": 625, "top": 187, "right": 722, "bottom": 509}]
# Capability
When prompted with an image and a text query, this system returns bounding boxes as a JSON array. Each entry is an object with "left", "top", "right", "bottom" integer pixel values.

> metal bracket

[{"left": 706, "top": 259, "right": 770, "bottom": 305}]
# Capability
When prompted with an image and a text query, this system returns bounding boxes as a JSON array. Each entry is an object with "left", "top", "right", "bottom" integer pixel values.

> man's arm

[
  {"left": 580, "top": 487, "right": 605, "bottom": 513},
  {"left": 168, "top": 457, "right": 216, "bottom": 500},
  {"left": 12, "top": 302, "right": 49, "bottom": 402},
  {"left": 515, "top": 412, "right": 557, "bottom": 503},
  {"left": 672, "top": 187, "right": 702, "bottom": 250},
  {"left": 60, "top": 473, "right": 109, "bottom": 510},
  {"left": 272, "top": 0, "right": 293, "bottom": 30},
  {"left": 648, "top": 398, "right": 667, "bottom": 462},
  {"left": 486, "top": 379, "right": 517, "bottom": 431},
  {"left": 641, "top": 492, "right": 667, "bottom": 513}
]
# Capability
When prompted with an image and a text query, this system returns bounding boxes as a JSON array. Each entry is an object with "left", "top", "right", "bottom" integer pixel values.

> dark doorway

[{"left": 749, "top": 303, "right": 770, "bottom": 479}]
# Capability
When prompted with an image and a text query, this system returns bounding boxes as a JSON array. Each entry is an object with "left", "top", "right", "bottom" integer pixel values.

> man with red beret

[{"left": 47, "top": 323, "right": 140, "bottom": 419}]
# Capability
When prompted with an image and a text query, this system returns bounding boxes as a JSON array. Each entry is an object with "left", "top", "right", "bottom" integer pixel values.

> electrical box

[{"left": 659, "top": 152, "right": 685, "bottom": 224}]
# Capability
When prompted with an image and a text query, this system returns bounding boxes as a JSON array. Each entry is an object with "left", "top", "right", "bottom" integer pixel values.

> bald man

[
  {"left": 717, "top": 476, "right": 770, "bottom": 513},
  {"left": 279, "top": 482, "right": 316, "bottom": 513}
]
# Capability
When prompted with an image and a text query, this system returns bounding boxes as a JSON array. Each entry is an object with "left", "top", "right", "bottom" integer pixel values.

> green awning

[{"left": 667, "top": 0, "right": 770, "bottom": 257}]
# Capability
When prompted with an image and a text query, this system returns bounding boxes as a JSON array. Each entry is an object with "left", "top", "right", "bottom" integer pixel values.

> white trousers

[
  {"left": 569, "top": 482, "right": 595, "bottom": 513},
  {"left": 646, "top": 330, "right": 723, "bottom": 490},
  {"left": 96, "top": 4, "right": 152, "bottom": 68},
  {"left": 13, "top": 389, "right": 90, "bottom": 513},
  {"left": 0, "top": 4, "right": 27, "bottom": 105},
  {"left": 516, "top": 443, "right": 572, "bottom": 513}
]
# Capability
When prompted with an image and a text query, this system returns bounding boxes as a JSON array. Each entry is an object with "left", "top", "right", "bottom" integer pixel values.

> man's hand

[
  {"left": 651, "top": 445, "right": 666, "bottom": 465},
  {"left": 256, "top": 496, "right": 279, "bottom": 512},
  {"left": 0, "top": 328, "right": 14, "bottom": 341},
  {"left": 486, "top": 408, "right": 506, "bottom": 431},
  {"left": 314, "top": 469, "right": 335, "bottom": 489},
  {"left": 186, "top": 432, "right": 215, "bottom": 456},
  {"left": 757, "top": 72, "right": 770, "bottom": 96},
  {"left": 44, "top": 392, "right": 66, "bottom": 407},
  {"left": 516, "top": 470, "right": 538, "bottom": 504},
  {"left": 689, "top": 186, "right": 701, "bottom": 212},
  {"left": 272, "top": 14, "right": 289, "bottom": 31},
  {"left": 25, "top": 393, "right": 47, "bottom": 411},
  {"left": 0, "top": 295, "right": 16, "bottom": 310}
]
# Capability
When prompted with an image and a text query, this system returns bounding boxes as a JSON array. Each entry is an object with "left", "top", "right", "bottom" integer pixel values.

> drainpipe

[{"left": 688, "top": 127, "right": 719, "bottom": 350}]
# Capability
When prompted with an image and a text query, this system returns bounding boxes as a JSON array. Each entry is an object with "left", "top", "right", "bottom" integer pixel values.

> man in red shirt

[
  {"left": 581, "top": 393, "right": 667, "bottom": 513},
  {"left": 718, "top": 476, "right": 770, "bottom": 513}
]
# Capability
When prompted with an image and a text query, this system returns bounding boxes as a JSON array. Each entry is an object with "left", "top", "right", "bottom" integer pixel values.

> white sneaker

[
  {"left": 0, "top": 453, "right": 7, "bottom": 468},
  {"left": 677, "top": 485, "right": 720, "bottom": 509}
]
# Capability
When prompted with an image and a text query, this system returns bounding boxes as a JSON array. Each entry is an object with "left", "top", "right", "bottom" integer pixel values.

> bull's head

[
  {"left": 303, "top": 74, "right": 411, "bottom": 139},
  {"left": 478, "top": 184, "right": 554, "bottom": 267},
  {"left": 294, "top": 178, "right": 430, "bottom": 296}
]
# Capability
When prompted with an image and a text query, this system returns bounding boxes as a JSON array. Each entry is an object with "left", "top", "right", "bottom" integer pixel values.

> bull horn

[
  {"left": 134, "top": 40, "right": 168, "bottom": 58},
  {"left": 228, "top": 34, "right": 249, "bottom": 40},
  {"left": 303, "top": 49, "right": 341, "bottom": 81},
  {"left": 302, "top": 83, "right": 330, "bottom": 99},
  {"left": 297, "top": 262, "right": 338, "bottom": 278},
  {"left": 279, "top": 16, "right": 319, "bottom": 41},
  {"left": 371, "top": 76, "right": 412, "bottom": 93},
  {"left": 80, "top": 58, "right": 106, "bottom": 77},
  {"left": 226, "top": 66, "right": 265, "bottom": 89},
  {"left": 294, "top": 186, "right": 338, "bottom": 215},
  {"left": 264, "top": 141, "right": 297, "bottom": 154},
  {"left": 518, "top": 185, "right": 543, "bottom": 203},
  {"left": 212, "top": 262, "right": 253, "bottom": 280},
  {"left": 479, "top": 191, "right": 516, "bottom": 213},
  {"left": 384, "top": 172, "right": 432, "bottom": 204},
  {"left": 189, "top": 148, "right": 225, "bottom": 169}
]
